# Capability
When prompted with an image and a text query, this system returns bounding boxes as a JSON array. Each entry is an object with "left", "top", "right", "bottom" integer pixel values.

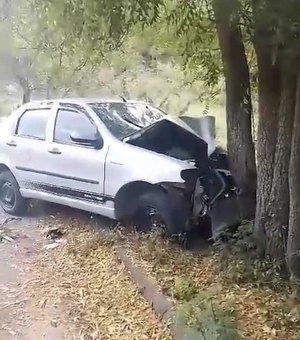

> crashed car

[{"left": 0, "top": 98, "right": 241, "bottom": 238}]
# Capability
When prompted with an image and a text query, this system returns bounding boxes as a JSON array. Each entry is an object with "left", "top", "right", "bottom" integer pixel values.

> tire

[
  {"left": 0, "top": 170, "right": 29, "bottom": 215},
  {"left": 131, "top": 187, "right": 190, "bottom": 235}
]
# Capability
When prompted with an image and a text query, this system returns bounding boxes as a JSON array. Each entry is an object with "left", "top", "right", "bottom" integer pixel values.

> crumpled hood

[
  {"left": 167, "top": 115, "right": 217, "bottom": 156},
  {"left": 123, "top": 118, "right": 208, "bottom": 168}
]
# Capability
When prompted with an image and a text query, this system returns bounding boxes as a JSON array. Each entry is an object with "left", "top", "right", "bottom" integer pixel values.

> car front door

[{"left": 44, "top": 107, "right": 108, "bottom": 206}]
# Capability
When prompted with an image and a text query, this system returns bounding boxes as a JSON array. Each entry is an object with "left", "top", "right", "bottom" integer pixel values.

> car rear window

[{"left": 16, "top": 109, "right": 50, "bottom": 140}]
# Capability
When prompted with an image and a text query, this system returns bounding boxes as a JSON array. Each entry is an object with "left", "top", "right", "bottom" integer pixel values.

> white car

[{"left": 0, "top": 98, "right": 239, "bottom": 236}]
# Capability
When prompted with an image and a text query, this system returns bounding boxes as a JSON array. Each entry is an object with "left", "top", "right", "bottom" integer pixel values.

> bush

[
  {"left": 174, "top": 288, "right": 240, "bottom": 340},
  {"left": 213, "top": 223, "right": 289, "bottom": 293},
  {"left": 171, "top": 276, "right": 199, "bottom": 302}
]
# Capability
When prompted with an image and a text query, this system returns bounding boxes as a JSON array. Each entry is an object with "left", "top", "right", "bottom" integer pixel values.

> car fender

[{"left": 104, "top": 141, "right": 196, "bottom": 198}]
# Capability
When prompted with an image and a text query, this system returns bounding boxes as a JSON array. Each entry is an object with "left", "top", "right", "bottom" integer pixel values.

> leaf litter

[
  {"left": 24, "top": 214, "right": 300, "bottom": 340},
  {"left": 24, "top": 218, "right": 171, "bottom": 340},
  {"left": 123, "top": 231, "right": 300, "bottom": 340}
]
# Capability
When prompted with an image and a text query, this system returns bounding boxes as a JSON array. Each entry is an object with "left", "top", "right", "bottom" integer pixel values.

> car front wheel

[
  {"left": 131, "top": 187, "right": 190, "bottom": 235},
  {"left": 0, "top": 170, "right": 28, "bottom": 215}
]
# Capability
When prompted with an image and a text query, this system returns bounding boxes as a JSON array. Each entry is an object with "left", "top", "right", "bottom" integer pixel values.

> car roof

[{"left": 20, "top": 98, "right": 149, "bottom": 110}]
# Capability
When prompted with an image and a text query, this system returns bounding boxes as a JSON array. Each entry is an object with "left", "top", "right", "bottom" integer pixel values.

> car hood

[
  {"left": 123, "top": 118, "right": 209, "bottom": 168},
  {"left": 162, "top": 115, "right": 216, "bottom": 156}
]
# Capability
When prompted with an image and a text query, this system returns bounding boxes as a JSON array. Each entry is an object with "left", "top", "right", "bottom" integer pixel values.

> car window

[
  {"left": 54, "top": 108, "right": 98, "bottom": 145},
  {"left": 16, "top": 109, "right": 50, "bottom": 140},
  {"left": 89, "top": 103, "right": 140, "bottom": 140}
]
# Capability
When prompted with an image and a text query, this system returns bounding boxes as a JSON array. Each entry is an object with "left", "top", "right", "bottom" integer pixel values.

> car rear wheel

[{"left": 0, "top": 171, "right": 28, "bottom": 215}]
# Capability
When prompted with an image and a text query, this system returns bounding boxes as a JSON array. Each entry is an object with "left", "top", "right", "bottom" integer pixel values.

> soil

[{"left": 0, "top": 208, "right": 76, "bottom": 340}]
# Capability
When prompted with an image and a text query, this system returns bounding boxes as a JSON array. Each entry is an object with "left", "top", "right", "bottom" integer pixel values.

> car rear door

[
  {"left": 43, "top": 106, "right": 108, "bottom": 205},
  {"left": 5, "top": 106, "right": 55, "bottom": 189}
]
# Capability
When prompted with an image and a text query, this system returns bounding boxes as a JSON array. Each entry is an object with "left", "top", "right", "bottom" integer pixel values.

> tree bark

[
  {"left": 253, "top": 46, "right": 281, "bottom": 256},
  {"left": 214, "top": 7, "right": 257, "bottom": 220},
  {"left": 287, "top": 74, "right": 300, "bottom": 285},
  {"left": 263, "top": 73, "right": 296, "bottom": 260}
]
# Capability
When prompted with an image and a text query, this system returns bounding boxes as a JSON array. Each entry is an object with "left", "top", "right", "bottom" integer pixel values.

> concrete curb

[{"left": 116, "top": 247, "right": 187, "bottom": 339}]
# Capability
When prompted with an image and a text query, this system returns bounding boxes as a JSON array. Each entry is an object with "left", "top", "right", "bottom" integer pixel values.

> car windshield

[{"left": 89, "top": 102, "right": 165, "bottom": 140}]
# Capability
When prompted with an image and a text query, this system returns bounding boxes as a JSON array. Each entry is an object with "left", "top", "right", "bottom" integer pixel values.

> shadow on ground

[{"left": 29, "top": 200, "right": 212, "bottom": 251}]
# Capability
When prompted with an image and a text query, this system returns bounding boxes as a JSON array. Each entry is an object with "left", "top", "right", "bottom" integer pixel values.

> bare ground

[
  {"left": 0, "top": 206, "right": 171, "bottom": 340},
  {"left": 0, "top": 208, "right": 77, "bottom": 340}
]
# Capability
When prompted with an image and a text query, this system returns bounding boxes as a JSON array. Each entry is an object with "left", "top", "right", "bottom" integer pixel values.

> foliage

[
  {"left": 171, "top": 276, "right": 198, "bottom": 302},
  {"left": 174, "top": 288, "right": 239, "bottom": 340},
  {"left": 23, "top": 0, "right": 224, "bottom": 97},
  {"left": 30, "top": 0, "right": 163, "bottom": 58},
  {"left": 167, "top": 0, "right": 222, "bottom": 88},
  {"left": 214, "top": 223, "right": 290, "bottom": 293}
]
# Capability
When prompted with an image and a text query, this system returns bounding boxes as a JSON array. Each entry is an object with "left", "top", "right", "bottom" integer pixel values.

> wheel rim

[
  {"left": 143, "top": 205, "right": 164, "bottom": 227},
  {"left": 0, "top": 181, "right": 16, "bottom": 209}
]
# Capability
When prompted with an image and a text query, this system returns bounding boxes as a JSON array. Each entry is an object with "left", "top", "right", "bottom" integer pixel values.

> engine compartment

[{"left": 124, "top": 118, "right": 208, "bottom": 165}]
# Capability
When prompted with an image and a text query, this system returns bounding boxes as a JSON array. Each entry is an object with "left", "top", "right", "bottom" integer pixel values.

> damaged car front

[
  {"left": 90, "top": 101, "right": 241, "bottom": 239},
  {"left": 123, "top": 118, "right": 241, "bottom": 238}
]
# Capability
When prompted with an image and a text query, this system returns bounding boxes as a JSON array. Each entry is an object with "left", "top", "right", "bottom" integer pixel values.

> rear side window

[{"left": 16, "top": 109, "right": 50, "bottom": 140}]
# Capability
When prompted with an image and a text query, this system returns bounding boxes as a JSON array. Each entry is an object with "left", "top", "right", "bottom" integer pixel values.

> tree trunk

[
  {"left": 17, "top": 76, "right": 31, "bottom": 104},
  {"left": 214, "top": 7, "right": 257, "bottom": 220},
  {"left": 254, "top": 41, "right": 291, "bottom": 259},
  {"left": 22, "top": 90, "right": 30, "bottom": 104},
  {"left": 46, "top": 79, "right": 51, "bottom": 99},
  {"left": 263, "top": 73, "right": 296, "bottom": 261},
  {"left": 287, "top": 74, "right": 300, "bottom": 286}
]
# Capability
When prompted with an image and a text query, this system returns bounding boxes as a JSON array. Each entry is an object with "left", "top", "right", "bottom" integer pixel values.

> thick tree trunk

[
  {"left": 253, "top": 47, "right": 281, "bottom": 255},
  {"left": 263, "top": 74, "right": 296, "bottom": 260},
  {"left": 287, "top": 74, "right": 300, "bottom": 286},
  {"left": 214, "top": 6, "right": 257, "bottom": 221}
]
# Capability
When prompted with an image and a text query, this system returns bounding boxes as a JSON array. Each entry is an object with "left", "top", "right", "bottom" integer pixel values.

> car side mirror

[{"left": 70, "top": 130, "right": 103, "bottom": 149}]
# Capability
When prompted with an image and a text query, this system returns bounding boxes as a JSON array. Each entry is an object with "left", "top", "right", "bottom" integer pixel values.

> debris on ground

[
  {"left": 0, "top": 217, "right": 22, "bottom": 228},
  {"left": 0, "top": 217, "right": 22, "bottom": 243},
  {"left": 40, "top": 225, "right": 66, "bottom": 240},
  {"left": 0, "top": 232, "right": 14, "bottom": 243},
  {"left": 42, "top": 242, "right": 60, "bottom": 250}
]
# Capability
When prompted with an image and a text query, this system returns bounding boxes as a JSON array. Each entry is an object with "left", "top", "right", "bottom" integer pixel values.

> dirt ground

[
  {"left": 0, "top": 208, "right": 77, "bottom": 340},
  {"left": 0, "top": 206, "right": 171, "bottom": 340}
]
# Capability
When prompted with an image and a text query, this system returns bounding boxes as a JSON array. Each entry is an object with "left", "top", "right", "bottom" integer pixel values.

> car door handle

[
  {"left": 109, "top": 161, "right": 123, "bottom": 165},
  {"left": 48, "top": 148, "right": 61, "bottom": 155},
  {"left": 6, "top": 140, "right": 17, "bottom": 147}
]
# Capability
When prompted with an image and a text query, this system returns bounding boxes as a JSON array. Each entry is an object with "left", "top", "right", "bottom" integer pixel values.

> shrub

[{"left": 174, "top": 288, "right": 240, "bottom": 340}]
